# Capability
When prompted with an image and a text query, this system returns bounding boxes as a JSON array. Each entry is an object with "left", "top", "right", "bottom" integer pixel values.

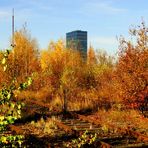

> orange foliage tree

[
  {"left": 87, "top": 45, "right": 96, "bottom": 65},
  {"left": 6, "top": 27, "right": 40, "bottom": 85},
  {"left": 94, "top": 50, "right": 115, "bottom": 109},
  {"left": 0, "top": 51, "right": 8, "bottom": 87},
  {"left": 116, "top": 22, "right": 148, "bottom": 111},
  {"left": 40, "top": 40, "right": 83, "bottom": 111}
]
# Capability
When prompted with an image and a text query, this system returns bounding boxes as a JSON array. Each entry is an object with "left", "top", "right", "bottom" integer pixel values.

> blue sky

[{"left": 0, "top": 0, "right": 148, "bottom": 55}]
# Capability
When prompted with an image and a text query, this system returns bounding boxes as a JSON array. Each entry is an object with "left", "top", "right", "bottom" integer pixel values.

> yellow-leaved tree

[
  {"left": 7, "top": 27, "right": 40, "bottom": 85},
  {"left": 87, "top": 45, "right": 96, "bottom": 65},
  {"left": 40, "top": 40, "right": 83, "bottom": 111}
]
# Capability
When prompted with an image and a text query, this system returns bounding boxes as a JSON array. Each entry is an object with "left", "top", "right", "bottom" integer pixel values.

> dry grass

[
  {"left": 49, "top": 95, "right": 63, "bottom": 111},
  {"left": 13, "top": 86, "right": 53, "bottom": 103},
  {"left": 20, "top": 117, "right": 58, "bottom": 137},
  {"left": 68, "top": 99, "right": 94, "bottom": 111},
  {"left": 89, "top": 109, "right": 148, "bottom": 135}
]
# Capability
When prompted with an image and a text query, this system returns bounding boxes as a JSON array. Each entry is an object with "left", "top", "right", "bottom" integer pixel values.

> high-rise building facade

[{"left": 66, "top": 30, "right": 87, "bottom": 57}]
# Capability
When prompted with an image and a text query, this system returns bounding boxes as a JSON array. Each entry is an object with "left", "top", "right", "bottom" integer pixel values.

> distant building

[{"left": 66, "top": 30, "right": 87, "bottom": 57}]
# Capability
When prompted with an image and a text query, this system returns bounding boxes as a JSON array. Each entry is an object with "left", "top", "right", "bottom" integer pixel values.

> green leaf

[
  {"left": 1, "top": 58, "right": 6, "bottom": 64},
  {"left": 6, "top": 116, "right": 15, "bottom": 124},
  {"left": 27, "top": 77, "right": 32, "bottom": 86},
  {"left": 17, "top": 110, "right": 21, "bottom": 115},
  {"left": 3, "top": 65, "right": 7, "bottom": 71},
  {"left": 1, "top": 136, "right": 7, "bottom": 143},
  {"left": 0, "top": 116, "right": 5, "bottom": 121},
  {"left": 10, "top": 103, "right": 15, "bottom": 108},
  {"left": 7, "top": 93, "right": 11, "bottom": 100},
  {"left": 17, "top": 104, "right": 21, "bottom": 109}
]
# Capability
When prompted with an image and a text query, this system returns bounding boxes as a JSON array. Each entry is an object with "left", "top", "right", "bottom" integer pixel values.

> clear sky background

[{"left": 0, "top": 0, "right": 148, "bottom": 55}]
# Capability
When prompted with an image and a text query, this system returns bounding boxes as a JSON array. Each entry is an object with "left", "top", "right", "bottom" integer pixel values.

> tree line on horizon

[{"left": 0, "top": 22, "right": 147, "bottom": 112}]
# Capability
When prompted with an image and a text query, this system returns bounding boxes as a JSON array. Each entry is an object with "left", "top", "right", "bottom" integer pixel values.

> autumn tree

[
  {"left": 116, "top": 22, "right": 148, "bottom": 111},
  {"left": 40, "top": 40, "right": 83, "bottom": 111},
  {"left": 0, "top": 51, "right": 7, "bottom": 87},
  {"left": 87, "top": 45, "right": 96, "bottom": 65},
  {"left": 92, "top": 50, "right": 115, "bottom": 109},
  {"left": 6, "top": 27, "right": 40, "bottom": 85}
]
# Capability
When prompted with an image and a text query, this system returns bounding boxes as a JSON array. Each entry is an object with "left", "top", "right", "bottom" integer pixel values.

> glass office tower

[{"left": 66, "top": 30, "right": 87, "bottom": 57}]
